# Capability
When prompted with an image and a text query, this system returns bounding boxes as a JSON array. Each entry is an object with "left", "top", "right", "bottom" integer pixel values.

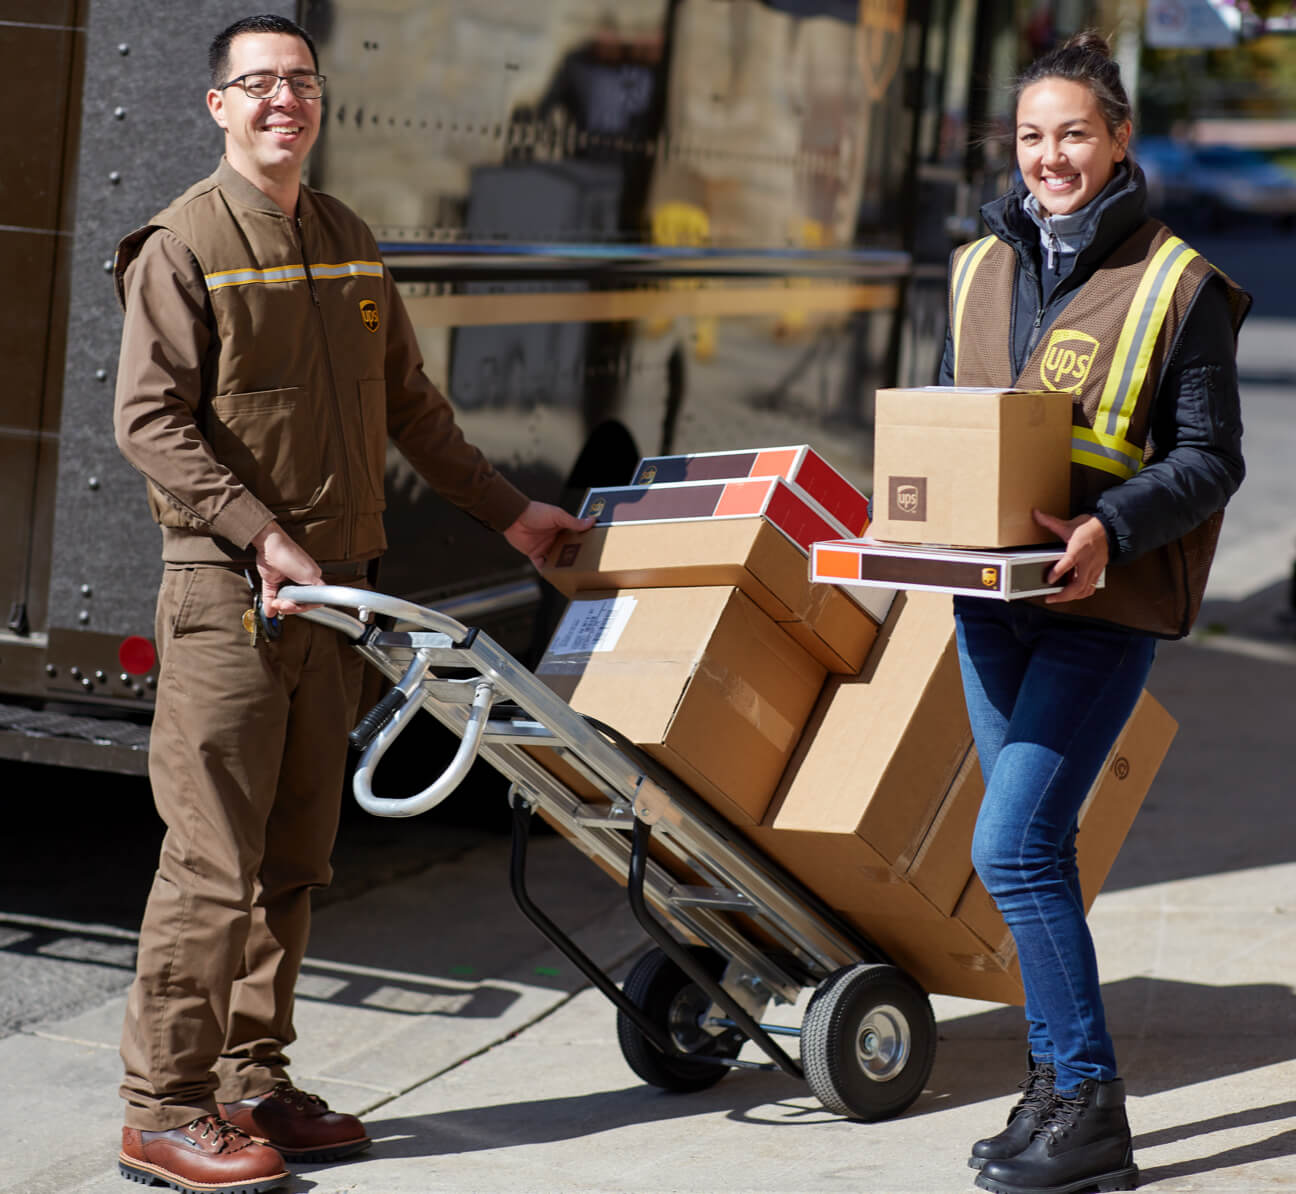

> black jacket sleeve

[{"left": 1091, "top": 274, "right": 1245, "bottom": 562}]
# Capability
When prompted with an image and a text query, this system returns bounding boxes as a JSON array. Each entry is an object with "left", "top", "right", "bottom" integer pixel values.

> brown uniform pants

[{"left": 120, "top": 564, "right": 365, "bottom": 1130}]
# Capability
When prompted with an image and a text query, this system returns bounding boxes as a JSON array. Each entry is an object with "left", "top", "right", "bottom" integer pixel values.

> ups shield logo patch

[
  {"left": 1040, "top": 329, "right": 1098, "bottom": 394},
  {"left": 359, "top": 299, "right": 380, "bottom": 333}
]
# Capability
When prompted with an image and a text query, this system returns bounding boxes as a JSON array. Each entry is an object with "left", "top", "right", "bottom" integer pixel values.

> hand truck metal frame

[{"left": 288, "top": 584, "right": 938, "bottom": 1121}]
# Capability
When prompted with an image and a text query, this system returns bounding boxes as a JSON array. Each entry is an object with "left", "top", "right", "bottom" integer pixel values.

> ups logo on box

[
  {"left": 1040, "top": 328, "right": 1099, "bottom": 395},
  {"left": 888, "top": 475, "right": 927, "bottom": 521}
]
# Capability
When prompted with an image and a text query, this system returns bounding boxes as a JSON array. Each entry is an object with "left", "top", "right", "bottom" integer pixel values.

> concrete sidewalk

[{"left": 2, "top": 621, "right": 1294, "bottom": 1194}]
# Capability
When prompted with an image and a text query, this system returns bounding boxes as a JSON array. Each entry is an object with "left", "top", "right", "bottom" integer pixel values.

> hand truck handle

[
  {"left": 280, "top": 584, "right": 473, "bottom": 643},
  {"left": 352, "top": 650, "right": 496, "bottom": 818},
  {"left": 349, "top": 686, "right": 409, "bottom": 751}
]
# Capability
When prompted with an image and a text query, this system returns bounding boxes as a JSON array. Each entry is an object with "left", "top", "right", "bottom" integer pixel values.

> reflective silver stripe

[
  {"left": 309, "top": 261, "right": 384, "bottom": 280},
  {"left": 205, "top": 265, "right": 306, "bottom": 290},
  {"left": 1100, "top": 239, "right": 1194, "bottom": 437},
  {"left": 1071, "top": 432, "right": 1140, "bottom": 477},
  {"left": 203, "top": 260, "right": 384, "bottom": 291}
]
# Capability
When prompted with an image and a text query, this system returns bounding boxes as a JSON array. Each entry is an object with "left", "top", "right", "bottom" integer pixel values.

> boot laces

[
  {"left": 1011, "top": 1063, "right": 1055, "bottom": 1121},
  {"left": 1035, "top": 1087, "right": 1087, "bottom": 1141},
  {"left": 269, "top": 1082, "right": 328, "bottom": 1111},
  {"left": 188, "top": 1116, "right": 251, "bottom": 1151}
]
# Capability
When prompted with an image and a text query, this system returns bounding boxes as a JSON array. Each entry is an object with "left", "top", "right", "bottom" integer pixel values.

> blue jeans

[{"left": 953, "top": 597, "right": 1156, "bottom": 1093}]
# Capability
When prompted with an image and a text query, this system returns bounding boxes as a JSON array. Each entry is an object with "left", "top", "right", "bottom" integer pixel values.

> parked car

[
  {"left": 1134, "top": 135, "right": 1196, "bottom": 214},
  {"left": 1184, "top": 144, "right": 1296, "bottom": 229}
]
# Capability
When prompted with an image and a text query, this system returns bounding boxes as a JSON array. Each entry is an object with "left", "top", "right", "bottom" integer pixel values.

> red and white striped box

[
  {"left": 579, "top": 475, "right": 849, "bottom": 554},
  {"left": 632, "top": 446, "right": 871, "bottom": 537}
]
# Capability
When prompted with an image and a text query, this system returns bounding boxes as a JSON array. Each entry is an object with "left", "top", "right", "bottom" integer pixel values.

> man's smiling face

[{"left": 206, "top": 31, "right": 321, "bottom": 196}]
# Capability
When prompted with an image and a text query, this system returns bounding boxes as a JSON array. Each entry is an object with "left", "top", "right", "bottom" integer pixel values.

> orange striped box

[{"left": 633, "top": 445, "right": 871, "bottom": 537}]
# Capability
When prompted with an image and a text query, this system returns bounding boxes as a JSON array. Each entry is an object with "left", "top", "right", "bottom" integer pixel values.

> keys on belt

[{"left": 242, "top": 569, "right": 282, "bottom": 648}]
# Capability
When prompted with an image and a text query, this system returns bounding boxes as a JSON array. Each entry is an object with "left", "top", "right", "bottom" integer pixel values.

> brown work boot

[
  {"left": 220, "top": 1082, "right": 371, "bottom": 1162},
  {"left": 119, "top": 1115, "right": 288, "bottom": 1193}
]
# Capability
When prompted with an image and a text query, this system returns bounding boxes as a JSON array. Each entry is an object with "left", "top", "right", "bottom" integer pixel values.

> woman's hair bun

[{"left": 1061, "top": 30, "right": 1114, "bottom": 58}]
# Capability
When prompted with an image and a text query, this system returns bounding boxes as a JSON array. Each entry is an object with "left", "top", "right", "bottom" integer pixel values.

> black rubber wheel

[
  {"left": 615, "top": 947, "right": 745, "bottom": 1092},
  {"left": 800, "top": 963, "right": 936, "bottom": 1121}
]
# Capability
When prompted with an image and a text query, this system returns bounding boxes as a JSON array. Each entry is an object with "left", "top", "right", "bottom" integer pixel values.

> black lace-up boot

[
  {"left": 968, "top": 1056, "right": 1056, "bottom": 1170},
  {"left": 974, "top": 1077, "right": 1138, "bottom": 1194}
]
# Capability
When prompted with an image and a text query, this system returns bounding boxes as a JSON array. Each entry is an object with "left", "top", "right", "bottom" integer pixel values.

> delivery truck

[{"left": 0, "top": 0, "right": 1017, "bottom": 774}]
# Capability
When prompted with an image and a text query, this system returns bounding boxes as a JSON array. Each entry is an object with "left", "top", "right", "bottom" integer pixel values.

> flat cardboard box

[
  {"left": 869, "top": 387, "right": 1072, "bottom": 548},
  {"left": 765, "top": 590, "right": 973, "bottom": 865},
  {"left": 577, "top": 475, "right": 845, "bottom": 553},
  {"left": 954, "top": 690, "right": 1179, "bottom": 954},
  {"left": 534, "top": 586, "right": 827, "bottom": 827},
  {"left": 812, "top": 539, "right": 1105, "bottom": 601},
  {"left": 572, "top": 475, "right": 895, "bottom": 624},
  {"left": 632, "top": 445, "right": 872, "bottom": 537},
  {"left": 543, "top": 518, "right": 879, "bottom": 673}
]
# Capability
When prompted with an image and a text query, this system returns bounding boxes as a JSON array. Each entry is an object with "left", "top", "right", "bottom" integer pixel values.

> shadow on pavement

[
  {"left": 1100, "top": 634, "right": 1296, "bottom": 895},
  {"left": 355, "top": 1074, "right": 815, "bottom": 1158}
]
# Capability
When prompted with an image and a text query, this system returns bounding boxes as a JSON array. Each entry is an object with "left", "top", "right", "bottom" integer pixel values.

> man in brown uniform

[{"left": 112, "top": 15, "right": 588, "bottom": 1194}]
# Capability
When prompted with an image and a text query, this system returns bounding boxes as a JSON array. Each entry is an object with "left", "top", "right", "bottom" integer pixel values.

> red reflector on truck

[{"left": 119, "top": 636, "right": 156, "bottom": 675}]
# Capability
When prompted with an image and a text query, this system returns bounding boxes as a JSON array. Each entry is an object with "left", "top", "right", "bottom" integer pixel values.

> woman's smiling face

[{"left": 1016, "top": 77, "right": 1131, "bottom": 216}]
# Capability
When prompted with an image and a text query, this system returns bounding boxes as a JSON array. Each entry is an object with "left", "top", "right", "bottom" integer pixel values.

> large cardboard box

[
  {"left": 632, "top": 445, "right": 872, "bottom": 537},
  {"left": 764, "top": 590, "right": 972, "bottom": 864},
  {"left": 955, "top": 690, "right": 1179, "bottom": 955},
  {"left": 534, "top": 586, "right": 827, "bottom": 827},
  {"left": 869, "top": 387, "right": 1073, "bottom": 548},
  {"left": 543, "top": 518, "right": 879, "bottom": 673}
]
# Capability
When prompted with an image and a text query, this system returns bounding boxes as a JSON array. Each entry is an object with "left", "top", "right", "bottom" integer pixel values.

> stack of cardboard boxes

[{"left": 534, "top": 426, "right": 1175, "bottom": 1005}]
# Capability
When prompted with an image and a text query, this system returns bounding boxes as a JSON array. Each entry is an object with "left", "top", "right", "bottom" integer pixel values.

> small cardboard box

[
  {"left": 765, "top": 590, "right": 972, "bottom": 864},
  {"left": 869, "top": 387, "right": 1073, "bottom": 548},
  {"left": 632, "top": 445, "right": 872, "bottom": 537},
  {"left": 954, "top": 689, "right": 1179, "bottom": 954},
  {"left": 812, "top": 539, "right": 1105, "bottom": 601},
  {"left": 534, "top": 586, "right": 827, "bottom": 827},
  {"left": 543, "top": 519, "right": 879, "bottom": 673}
]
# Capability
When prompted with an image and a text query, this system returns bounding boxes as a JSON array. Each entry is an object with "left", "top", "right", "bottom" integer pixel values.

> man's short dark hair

[{"left": 209, "top": 14, "right": 319, "bottom": 86}]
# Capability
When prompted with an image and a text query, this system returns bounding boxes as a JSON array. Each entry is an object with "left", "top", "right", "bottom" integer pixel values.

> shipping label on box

[
  {"left": 535, "top": 586, "right": 826, "bottom": 827},
  {"left": 633, "top": 445, "right": 872, "bottom": 537},
  {"left": 811, "top": 538, "right": 1105, "bottom": 601},
  {"left": 542, "top": 519, "right": 880, "bottom": 673},
  {"left": 870, "top": 387, "right": 1073, "bottom": 548}
]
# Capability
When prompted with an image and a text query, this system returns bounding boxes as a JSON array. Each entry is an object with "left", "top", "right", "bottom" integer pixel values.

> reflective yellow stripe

[
  {"left": 950, "top": 236, "right": 996, "bottom": 378},
  {"left": 1071, "top": 426, "right": 1143, "bottom": 479},
  {"left": 1093, "top": 237, "right": 1197, "bottom": 447},
  {"left": 204, "top": 259, "right": 384, "bottom": 291}
]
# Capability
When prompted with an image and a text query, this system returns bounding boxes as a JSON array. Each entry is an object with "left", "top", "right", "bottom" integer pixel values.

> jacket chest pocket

[{"left": 207, "top": 386, "right": 326, "bottom": 514}]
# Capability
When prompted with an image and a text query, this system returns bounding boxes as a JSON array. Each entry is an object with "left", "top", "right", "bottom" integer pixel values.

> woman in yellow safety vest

[{"left": 940, "top": 32, "right": 1248, "bottom": 1194}]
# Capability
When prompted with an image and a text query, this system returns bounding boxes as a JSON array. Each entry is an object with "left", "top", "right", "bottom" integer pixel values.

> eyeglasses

[{"left": 218, "top": 72, "right": 326, "bottom": 100}]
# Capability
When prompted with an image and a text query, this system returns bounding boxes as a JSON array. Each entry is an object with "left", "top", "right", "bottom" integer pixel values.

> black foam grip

[{"left": 349, "top": 687, "right": 408, "bottom": 750}]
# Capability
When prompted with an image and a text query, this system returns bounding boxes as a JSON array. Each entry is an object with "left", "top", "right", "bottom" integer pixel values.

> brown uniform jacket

[{"left": 113, "top": 158, "right": 527, "bottom": 566}]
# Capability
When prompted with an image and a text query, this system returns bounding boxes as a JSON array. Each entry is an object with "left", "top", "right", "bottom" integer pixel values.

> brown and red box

[
  {"left": 577, "top": 475, "right": 852, "bottom": 554},
  {"left": 632, "top": 445, "right": 872, "bottom": 537}
]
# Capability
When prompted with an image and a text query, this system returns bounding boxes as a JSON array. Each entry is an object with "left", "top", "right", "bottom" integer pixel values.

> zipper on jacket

[
  {"left": 298, "top": 219, "right": 320, "bottom": 306},
  {"left": 298, "top": 215, "right": 355, "bottom": 558}
]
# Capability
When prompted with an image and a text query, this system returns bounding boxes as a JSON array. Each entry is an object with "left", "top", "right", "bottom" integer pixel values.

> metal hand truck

[{"left": 288, "top": 584, "right": 938, "bottom": 1121}]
